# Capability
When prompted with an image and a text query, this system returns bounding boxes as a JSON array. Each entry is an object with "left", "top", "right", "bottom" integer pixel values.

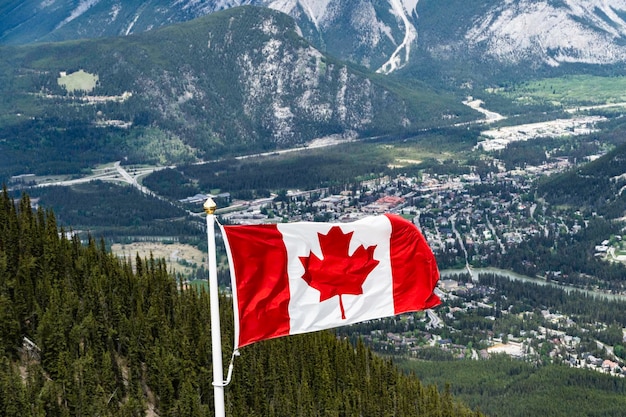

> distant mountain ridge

[
  {"left": 426, "top": 0, "right": 626, "bottom": 68},
  {"left": 4, "top": 0, "right": 626, "bottom": 79},
  {"left": 0, "top": 0, "right": 418, "bottom": 72}
]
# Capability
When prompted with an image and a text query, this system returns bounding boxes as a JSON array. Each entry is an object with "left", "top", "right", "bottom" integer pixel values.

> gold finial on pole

[
  {"left": 204, "top": 197, "right": 217, "bottom": 215},
  {"left": 204, "top": 194, "right": 225, "bottom": 417}
]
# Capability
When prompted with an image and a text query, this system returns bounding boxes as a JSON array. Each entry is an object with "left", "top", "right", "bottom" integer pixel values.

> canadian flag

[{"left": 221, "top": 214, "right": 440, "bottom": 348}]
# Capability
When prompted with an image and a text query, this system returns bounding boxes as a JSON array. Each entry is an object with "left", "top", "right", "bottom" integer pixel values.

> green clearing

[
  {"left": 187, "top": 279, "right": 209, "bottom": 291},
  {"left": 367, "top": 125, "right": 480, "bottom": 167},
  {"left": 57, "top": 69, "right": 98, "bottom": 93},
  {"left": 490, "top": 75, "right": 626, "bottom": 107},
  {"left": 126, "top": 127, "right": 199, "bottom": 165}
]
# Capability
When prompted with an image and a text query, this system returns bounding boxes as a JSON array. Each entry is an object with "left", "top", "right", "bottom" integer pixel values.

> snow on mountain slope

[
  {"left": 465, "top": 0, "right": 626, "bottom": 66},
  {"left": 377, "top": 0, "right": 418, "bottom": 74},
  {"left": 56, "top": 0, "right": 102, "bottom": 29},
  {"left": 7, "top": 0, "right": 626, "bottom": 76},
  {"left": 267, "top": 0, "right": 332, "bottom": 30},
  {"left": 175, "top": 0, "right": 414, "bottom": 72},
  {"left": 564, "top": 0, "right": 626, "bottom": 37},
  {"left": 401, "top": 0, "right": 419, "bottom": 15},
  {"left": 0, "top": 0, "right": 416, "bottom": 72},
  {"left": 264, "top": 0, "right": 414, "bottom": 70}
]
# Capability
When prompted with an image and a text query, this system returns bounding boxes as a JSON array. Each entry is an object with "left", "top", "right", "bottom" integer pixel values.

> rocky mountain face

[
  {"left": 4, "top": 1, "right": 626, "bottom": 178},
  {"left": 421, "top": 0, "right": 626, "bottom": 69},
  {"left": 0, "top": 6, "right": 467, "bottom": 178},
  {"left": 3, "top": 0, "right": 626, "bottom": 78},
  {"left": 0, "top": 0, "right": 417, "bottom": 72}
]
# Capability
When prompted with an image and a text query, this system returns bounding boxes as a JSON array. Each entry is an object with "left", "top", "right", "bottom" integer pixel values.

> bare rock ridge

[{"left": 4, "top": 0, "right": 626, "bottom": 75}]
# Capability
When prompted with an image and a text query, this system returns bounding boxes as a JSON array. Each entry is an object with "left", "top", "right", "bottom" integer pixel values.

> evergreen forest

[
  {"left": 400, "top": 355, "right": 626, "bottom": 417},
  {"left": 0, "top": 188, "right": 480, "bottom": 416}
]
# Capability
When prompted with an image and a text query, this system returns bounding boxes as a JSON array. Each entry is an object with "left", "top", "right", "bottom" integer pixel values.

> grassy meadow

[
  {"left": 57, "top": 69, "right": 99, "bottom": 92},
  {"left": 490, "top": 75, "right": 626, "bottom": 107}
]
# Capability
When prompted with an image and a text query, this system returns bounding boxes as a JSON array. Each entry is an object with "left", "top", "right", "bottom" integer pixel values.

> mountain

[
  {"left": 4, "top": 0, "right": 626, "bottom": 81},
  {"left": 0, "top": 6, "right": 470, "bottom": 181},
  {"left": 414, "top": 0, "right": 626, "bottom": 81},
  {"left": 0, "top": 0, "right": 417, "bottom": 72}
]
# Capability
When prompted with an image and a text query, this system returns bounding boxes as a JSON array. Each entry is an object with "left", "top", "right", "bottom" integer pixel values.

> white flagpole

[{"left": 204, "top": 198, "right": 226, "bottom": 417}]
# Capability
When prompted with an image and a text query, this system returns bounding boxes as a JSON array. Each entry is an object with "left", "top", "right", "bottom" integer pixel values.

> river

[{"left": 440, "top": 267, "right": 626, "bottom": 303}]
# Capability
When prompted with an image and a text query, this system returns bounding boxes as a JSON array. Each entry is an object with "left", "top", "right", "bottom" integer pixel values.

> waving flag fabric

[{"left": 221, "top": 214, "right": 440, "bottom": 348}]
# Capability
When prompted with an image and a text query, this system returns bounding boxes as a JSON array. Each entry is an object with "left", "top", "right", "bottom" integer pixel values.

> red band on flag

[
  {"left": 386, "top": 214, "right": 441, "bottom": 313},
  {"left": 223, "top": 224, "right": 291, "bottom": 347}
]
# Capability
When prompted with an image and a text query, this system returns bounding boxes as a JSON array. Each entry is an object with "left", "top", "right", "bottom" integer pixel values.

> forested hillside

[
  {"left": 0, "top": 6, "right": 472, "bottom": 182},
  {"left": 0, "top": 188, "right": 480, "bottom": 416},
  {"left": 537, "top": 140, "right": 626, "bottom": 218}
]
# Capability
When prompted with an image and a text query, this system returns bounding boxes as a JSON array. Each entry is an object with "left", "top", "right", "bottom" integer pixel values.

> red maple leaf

[{"left": 300, "top": 226, "right": 379, "bottom": 319}]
